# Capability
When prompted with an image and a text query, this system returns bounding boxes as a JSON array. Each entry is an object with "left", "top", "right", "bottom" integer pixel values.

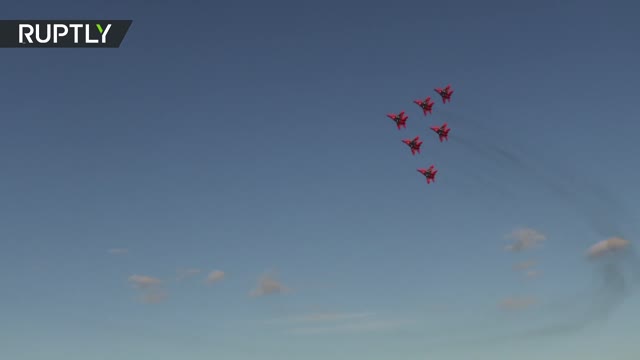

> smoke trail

[
  {"left": 450, "top": 131, "right": 620, "bottom": 238},
  {"left": 424, "top": 107, "right": 637, "bottom": 348},
  {"left": 426, "top": 247, "right": 639, "bottom": 351},
  {"left": 441, "top": 108, "right": 629, "bottom": 239},
  {"left": 497, "top": 245, "right": 640, "bottom": 342}
]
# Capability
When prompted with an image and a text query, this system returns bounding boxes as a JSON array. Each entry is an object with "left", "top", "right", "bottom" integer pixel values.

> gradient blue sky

[{"left": 2, "top": 0, "right": 640, "bottom": 359}]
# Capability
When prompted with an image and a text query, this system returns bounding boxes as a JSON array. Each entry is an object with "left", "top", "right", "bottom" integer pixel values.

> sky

[{"left": 1, "top": 0, "right": 640, "bottom": 359}]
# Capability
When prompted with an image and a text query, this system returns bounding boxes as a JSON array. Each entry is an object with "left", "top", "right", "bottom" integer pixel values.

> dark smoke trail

[
  {"left": 436, "top": 244, "right": 638, "bottom": 347},
  {"left": 426, "top": 251, "right": 638, "bottom": 350},
  {"left": 442, "top": 108, "right": 629, "bottom": 239},
  {"left": 423, "top": 107, "right": 638, "bottom": 348},
  {"left": 498, "top": 247, "right": 640, "bottom": 342}
]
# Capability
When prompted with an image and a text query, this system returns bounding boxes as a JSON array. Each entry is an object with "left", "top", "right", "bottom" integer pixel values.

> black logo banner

[{"left": 0, "top": 20, "right": 132, "bottom": 48}]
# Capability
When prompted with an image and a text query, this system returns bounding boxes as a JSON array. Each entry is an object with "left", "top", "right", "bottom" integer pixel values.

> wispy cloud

[
  {"left": 287, "top": 312, "right": 374, "bottom": 323},
  {"left": 504, "top": 228, "right": 546, "bottom": 252},
  {"left": 206, "top": 270, "right": 225, "bottom": 285},
  {"left": 128, "top": 275, "right": 166, "bottom": 304},
  {"left": 587, "top": 237, "right": 630, "bottom": 259},
  {"left": 280, "top": 311, "right": 409, "bottom": 335},
  {"left": 512, "top": 260, "right": 540, "bottom": 278},
  {"left": 140, "top": 291, "right": 167, "bottom": 304},
  {"left": 513, "top": 260, "right": 536, "bottom": 271},
  {"left": 291, "top": 318, "right": 408, "bottom": 334},
  {"left": 526, "top": 270, "right": 541, "bottom": 278},
  {"left": 129, "top": 275, "right": 162, "bottom": 289},
  {"left": 177, "top": 268, "right": 201, "bottom": 280},
  {"left": 500, "top": 296, "right": 537, "bottom": 311},
  {"left": 108, "top": 248, "right": 129, "bottom": 255},
  {"left": 250, "top": 272, "right": 289, "bottom": 297}
]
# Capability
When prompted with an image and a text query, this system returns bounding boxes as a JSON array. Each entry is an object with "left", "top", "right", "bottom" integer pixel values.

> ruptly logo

[{"left": 0, "top": 20, "right": 132, "bottom": 48}]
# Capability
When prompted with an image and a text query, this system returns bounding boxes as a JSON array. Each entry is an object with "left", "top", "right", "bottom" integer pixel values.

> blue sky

[{"left": 1, "top": 0, "right": 640, "bottom": 359}]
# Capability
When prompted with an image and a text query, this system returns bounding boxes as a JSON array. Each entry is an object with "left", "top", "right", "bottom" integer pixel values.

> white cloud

[
  {"left": 129, "top": 275, "right": 162, "bottom": 289},
  {"left": 128, "top": 275, "right": 166, "bottom": 304},
  {"left": 587, "top": 237, "right": 630, "bottom": 259},
  {"left": 206, "top": 270, "right": 225, "bottom": 285},
  {"left": 250, "top": 272, "right": 289, "bottom": 297},
  {"left": 504, "top": 228, "right": 546, "bottom": 252}
]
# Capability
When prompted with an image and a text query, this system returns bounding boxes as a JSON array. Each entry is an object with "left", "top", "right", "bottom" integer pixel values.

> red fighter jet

[
  {"left": 402, "top": 136, "right": 422, "bottom": 155},
  {"left": 413, "top": 97, "right": 434, "bottom": 116},
  {"left": 417, "top": 165, "right": 438, "bottom": 184},
  {"left": 386, "top": 111, "right": 408, "bottom": 130},
  {"left": 430, "top": 123, "right": 450, "bottom": 142},
  {"left": 434, "top": 85, "right": 453, "bottom": 103}
]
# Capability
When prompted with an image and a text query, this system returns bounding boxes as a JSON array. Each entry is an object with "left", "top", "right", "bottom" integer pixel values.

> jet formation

[
  {"left": 386, "top": 111, "right": 408, "bottom": 130},
  {"left": 417, "top": 166, "right": 438, "bottom": 184},
  {"left": 434, "top": 85, "right": 454, "bottom": 104},
  {"left": 402, "top": 136, "right": 423, "bottom": 155},
  {"left": 430, "top": 123, "right": 450, "bottom": 142},
  {"left": 385, "top": 84, "right": 454, "bottom": 185}
]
